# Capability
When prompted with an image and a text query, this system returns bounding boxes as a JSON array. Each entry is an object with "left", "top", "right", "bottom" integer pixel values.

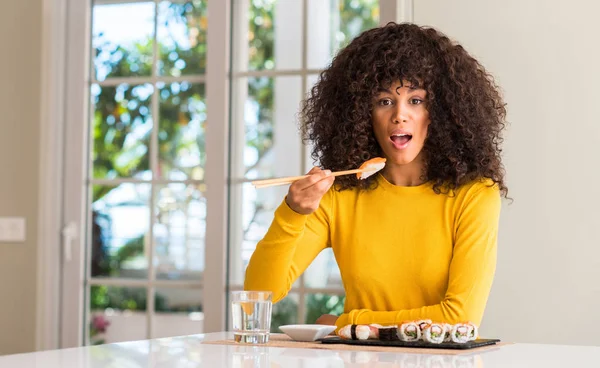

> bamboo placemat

[{"left": 202, "top": 334, "right": 511, "bottom": 355}]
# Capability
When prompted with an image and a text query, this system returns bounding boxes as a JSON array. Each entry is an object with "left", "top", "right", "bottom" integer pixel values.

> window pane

[
  {"left": 92, "top": 83, "right": 154, "bottom": 179},
  {"left": 152, "top": 287, "right": 203, "bottom": 338},
  {"left": 92, "top": 1, "right": 155, "bottom": 81},
  {"left": 304, "top": 74, "right": 321, "bottom": 172},
  {"left": 234, "top": 76, "right": 302, "bottom": 180},
  {"left": 158, "top": 82, "right": 206, "bottom": 180},
  {"left": 271, "top": 293, "right": 299, "bottom": 332},
  {"left": 88, "top": 285, "right": 147, "bottom": 344},
  {"left": 238, "top": 0, "right": 303, "bottom": 71},
  {"left": 228, "top": 183, "right": 288, "bottom": 286},
  {"left": 307, "top": 0, "right": 380, "bottom": 69},
  {"left": 157, "top": 0, "right": 208, "bottom": 77},
  {"left": 304, "top": 248, "right": 342, "bottom": 289},
  {"left": 154, "top": 183, "right": 206, "bottom": 280},
  {"left": 91, "top": 184, "right": 150, "bottom": 279},
  {"left": 304, "top": 293, "right": 345, "bottom": 324}
]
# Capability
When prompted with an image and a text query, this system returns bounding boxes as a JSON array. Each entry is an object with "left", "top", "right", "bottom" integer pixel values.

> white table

[{"left": 0, "top": 332, "right": 598, "bottom": 367}]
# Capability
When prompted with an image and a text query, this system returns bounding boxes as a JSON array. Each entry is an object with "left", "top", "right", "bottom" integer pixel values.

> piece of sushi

[
  {"left": 337, "top": 324, "right": 370, "bottom": 340},
  {"left": 356, "top": 157, "right": 386, "bottom": 179},
  {"left": 414, "top": 319, "right": 432, "bottom": 332},
  {"left": 443, "top": 323, "right": 453, "bottom": 342},
  {"left": 451, "top": 323, "right": 471, "bottom": 343},
  {"left": 398, "top": 321, "right": 421, "bottom": 341},
  {"left": 465, "top": 321, "right": 479, "bottom": 341},
  {"left": 422, "top": 323, "right": 447, "bottom": 344},
  {"left": 367, "top": 324, "right": 383, "bottom": 339},
  {"left": 377, "top": 325, "right": 399, "bottom": 341}
]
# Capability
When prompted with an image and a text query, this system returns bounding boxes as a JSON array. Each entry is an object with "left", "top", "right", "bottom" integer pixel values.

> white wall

[
  {"left": 0, "top": 0, "right": 42, "bottom": 356},
  {"left": 414, "top": 0, "right": 600, "bottom": 346}
]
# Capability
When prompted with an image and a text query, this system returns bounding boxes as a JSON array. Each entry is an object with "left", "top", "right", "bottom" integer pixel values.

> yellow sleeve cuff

[
  {"left": 273, "top": 197, "right": 309, "bottom": 230},
  {"left": 335, "top": 313, "right": 350, "bottom": 330}
]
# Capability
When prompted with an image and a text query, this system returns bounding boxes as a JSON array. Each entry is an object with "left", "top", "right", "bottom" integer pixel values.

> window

[
  {"left": 86, "top": 0, "right": 209, "bottom": 344},
  {"left": 228, "top": 0, "right": 380, "bottom": 331},
  {"left": 59, "top": 0, "right": 401, "bottom": 346}
]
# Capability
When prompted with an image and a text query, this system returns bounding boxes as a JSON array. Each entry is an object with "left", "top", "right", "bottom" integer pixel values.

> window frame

[{"left": 56, "top": 0, "right": 230, "bottom": 347}]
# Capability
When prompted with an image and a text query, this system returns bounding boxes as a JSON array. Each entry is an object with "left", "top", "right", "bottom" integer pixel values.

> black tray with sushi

[{"left": 319, "top": 336, "right": 500, "bottom": 350}]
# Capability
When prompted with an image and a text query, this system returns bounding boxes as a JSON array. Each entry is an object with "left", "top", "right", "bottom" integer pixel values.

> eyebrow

[{"left": 376, "top": 85, "right": 424, "bottom": 93}]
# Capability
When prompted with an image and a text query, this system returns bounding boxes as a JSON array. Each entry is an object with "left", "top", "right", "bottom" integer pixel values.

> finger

[
  {"left": 295, "top": 169, "right": 331, "bottom": 190},
  {"left": 313, "top": 175, "right": 335, "bottom": 194},
  {"left": 312, "top": 173, "right": 335, "bottom": 192},
  {"left": 303, "top": 176, "right": 334, "bottom": 201},
  {"left": 290, "top": 167, "right": 321, "bottom": 190},
  {"left": 287, "top": 171, "right": 324, "bottom": 204},
  {"left": 305, "top": 169, "right": 332, "bottom": 187},
  {"left": 307, "top": 166, "right": 321, "bottom": 174}
]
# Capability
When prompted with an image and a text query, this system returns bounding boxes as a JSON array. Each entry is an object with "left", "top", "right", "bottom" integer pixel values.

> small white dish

[{"left": 279, "top": 324, "right": 337, "bottom": 342}]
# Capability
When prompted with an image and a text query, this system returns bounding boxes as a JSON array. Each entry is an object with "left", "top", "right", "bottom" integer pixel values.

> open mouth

[{"left": 390, "top": 133, "right": 412, "bottom": 149}]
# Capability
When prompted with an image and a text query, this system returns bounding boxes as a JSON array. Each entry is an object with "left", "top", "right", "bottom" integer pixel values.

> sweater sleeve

[
  {"left": 335, "top": 181, "right": 501, "bottom": 328},
  {"left": 244, "top": 190, "right": 333, "bottom": 303}
]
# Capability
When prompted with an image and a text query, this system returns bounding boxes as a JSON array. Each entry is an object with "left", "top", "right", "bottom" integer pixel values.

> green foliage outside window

[{"left": 90, "top": 0, "right": 378, "bottom": 323}]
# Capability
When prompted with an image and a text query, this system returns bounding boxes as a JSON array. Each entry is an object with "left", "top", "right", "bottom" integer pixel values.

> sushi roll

[
  {"left": 367, "top": 324, "right": 383, "bottom": 339},
  {"left": 443, "top": 323, "right": 453, "bottom": 342},
  {"left": 377, "top": 325, "right": 399, "bottom": 341},
  {"left": 466, "top": 321, "right": 479, "bottom": 341},
  {"left": 450, "top": 323, "right": 471, "bottom": 343},
  {"left": 422, "top": 323, "right": 447, "bottom": 344},
  {"left": 337, "top": 324, "right": 370, "bottom": 340},
  {"left": 399, "top": 321, "right": 421, "bottom": 341},
  {"left": 414, "top": 319, "right": 432, "bottom": 332}
]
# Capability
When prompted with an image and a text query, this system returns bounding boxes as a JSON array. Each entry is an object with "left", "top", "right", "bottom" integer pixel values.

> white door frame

[
  {"left": 37, "top": 0, "right": 92, "bottom": 351},
  {"left": 36, "top": 0, "right": 69, "bottom": 352},
  {"left": 60, "top": 0, "right": 92, "bottom": 349}
]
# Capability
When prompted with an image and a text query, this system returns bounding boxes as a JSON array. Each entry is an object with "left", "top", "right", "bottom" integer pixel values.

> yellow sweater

[{"left": 244, "top": 174, "right": 501, "bottom": 329}]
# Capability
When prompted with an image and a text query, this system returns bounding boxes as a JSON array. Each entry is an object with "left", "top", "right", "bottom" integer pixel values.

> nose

[{"left": 393, "top": 104, "right": 408, "bottom": 124}]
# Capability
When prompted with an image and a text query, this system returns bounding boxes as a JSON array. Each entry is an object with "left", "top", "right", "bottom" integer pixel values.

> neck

[{"left": 381, "top": 155, "right": 426, "bottom": 186}]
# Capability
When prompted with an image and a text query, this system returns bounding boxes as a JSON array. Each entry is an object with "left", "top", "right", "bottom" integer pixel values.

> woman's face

[{"left": 371, "top": 80, "right": 431, "bottom": 166}]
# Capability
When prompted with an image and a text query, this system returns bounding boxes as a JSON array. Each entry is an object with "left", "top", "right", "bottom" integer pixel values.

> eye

[
  {"left": 410, "top": 98, "right": 423, "bottom": 105},
  {"left": 378, "top": 98, "right": 393, "bottom": 106}
]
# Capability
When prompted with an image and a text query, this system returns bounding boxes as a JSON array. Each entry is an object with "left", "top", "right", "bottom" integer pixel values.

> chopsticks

[{"left": 252, "top": 168, "right": 368, "bottom": 189}]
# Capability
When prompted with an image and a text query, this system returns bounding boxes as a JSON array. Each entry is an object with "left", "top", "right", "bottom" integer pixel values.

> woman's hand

[
  {"left": 285, "top": 167, "right": 335, "bottom": 215},
  {"left": 315, "top": 314, "right": 338, "bottom": 326}
]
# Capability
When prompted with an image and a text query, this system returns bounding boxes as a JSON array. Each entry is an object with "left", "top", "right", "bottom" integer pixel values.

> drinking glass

[{"left": 231, "top": 291, "right": 272, "bottom": 343}]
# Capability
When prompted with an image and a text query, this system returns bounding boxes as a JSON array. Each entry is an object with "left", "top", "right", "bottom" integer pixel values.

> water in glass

[{"left": 231, "top": 291, "right": 272, "bottom": 344}]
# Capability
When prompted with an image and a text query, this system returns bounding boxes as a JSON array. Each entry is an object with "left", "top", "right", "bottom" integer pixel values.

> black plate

[{"left": 319, "top": 337, "right": 500, "bottom": 350}]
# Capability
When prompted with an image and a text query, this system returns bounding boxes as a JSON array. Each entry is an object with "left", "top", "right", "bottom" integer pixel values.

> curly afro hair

[{"left": 301, "top": 22, "right": 508, "bottom": 197}]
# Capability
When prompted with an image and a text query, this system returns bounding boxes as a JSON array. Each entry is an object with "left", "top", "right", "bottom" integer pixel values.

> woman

[{"left": 244, "top": 22, "right": 508, "bottom": 329}]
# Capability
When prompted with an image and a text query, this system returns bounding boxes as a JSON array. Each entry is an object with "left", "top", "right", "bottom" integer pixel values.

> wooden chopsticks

[{"left": 251, "top": 168, "right": 367, "bottom": 188}]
